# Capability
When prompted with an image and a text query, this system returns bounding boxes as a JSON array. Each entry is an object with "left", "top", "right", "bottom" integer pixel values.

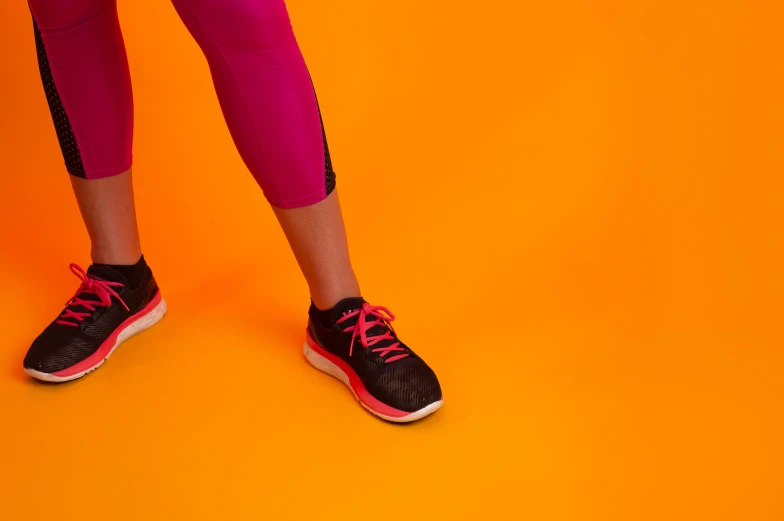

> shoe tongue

[
  {"left": 331, "top": 297, "right": 366, "bottom": 325},
  {"left": 333, "top": 298, "right": 401, "bottom": 353},
  {"left": 60, "top": 265, "right": 127, "bottom": 318},
  {"left": 86, "top": 264, "right": 129, "bottom": 287}
]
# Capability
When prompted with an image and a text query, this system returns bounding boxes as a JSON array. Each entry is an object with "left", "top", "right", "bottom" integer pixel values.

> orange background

[{"left": 1, "top": 0, "right": 783, "bottom": 519}]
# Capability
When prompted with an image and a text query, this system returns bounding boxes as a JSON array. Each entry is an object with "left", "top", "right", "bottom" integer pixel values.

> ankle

[
  {"left": 309, "top": 283, "right": 361, "bottom": 310},
  {"left": 90, "top": 246, "right": 142, "bottom": 266},
  {"left": 309, "top": 296, "right": 364, "bottom": 328},
  {"left": 92, "top": 254, "right": 148, "bottom": 290}
]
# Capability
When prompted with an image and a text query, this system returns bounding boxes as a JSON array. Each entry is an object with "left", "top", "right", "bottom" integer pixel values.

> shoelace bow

[
  {"left": 56, "top": 264, "right": 129, "bottom": 327},
  {"left": 336, "top": 302, "right": 409, "bottom": 364}
]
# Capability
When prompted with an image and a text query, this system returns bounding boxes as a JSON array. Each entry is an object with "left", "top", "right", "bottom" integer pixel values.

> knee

[
  {"left": 172, "top": 0, "right": 294, "bottom": 51},
  {"left": 29, "top": 0, "right": 116, "bottom": 31}
]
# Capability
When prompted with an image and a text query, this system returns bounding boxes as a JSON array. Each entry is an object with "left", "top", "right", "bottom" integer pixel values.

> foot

[
  {"left": 304, "top": 298, "right": 443, "bottom": 422},
  {"left": 23, "top": 263, "right": 166, "bottom": 382}
]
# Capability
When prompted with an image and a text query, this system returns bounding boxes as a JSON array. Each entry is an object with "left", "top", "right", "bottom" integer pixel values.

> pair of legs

[
  {"left": 31, "top": 0, "right": 359, "bottom": 309},
  {"left": 75, "top": 172, "right": 359, "bottom": 309},
  {"left": 27, "top": 0, "right": 443, "bottom": 421}
]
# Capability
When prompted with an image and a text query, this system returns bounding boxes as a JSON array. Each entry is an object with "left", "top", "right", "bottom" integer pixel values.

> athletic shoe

[
  {"left": 23, "top": 263, "right": 166, "bottom": 382},
  {"left": 304, "top": 297, "right": 443, "bottom": 422}
]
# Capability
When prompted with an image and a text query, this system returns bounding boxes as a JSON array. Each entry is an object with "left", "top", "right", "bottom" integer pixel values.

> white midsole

[
  {"left": 303, "top": 340, "right": 443, "bottom": 422},
  {"left": 25, "top": 297, "right": 168, "bottom": 383}
]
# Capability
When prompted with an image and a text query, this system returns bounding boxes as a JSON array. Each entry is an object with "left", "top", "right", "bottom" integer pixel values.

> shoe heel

[
  {"left": 303, "top": 340, "right": 351, "bottom": 388},
  {"left": 117, "top": 297, "right": 168, "bottom": 345}
]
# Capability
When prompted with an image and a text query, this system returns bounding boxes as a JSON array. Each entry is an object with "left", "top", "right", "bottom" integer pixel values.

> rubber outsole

[
  {"left": 24, "top": 296, "right": 168, "bottom": 383},
  {"left": 303, "top": 335, "right": 443, "bottom": 423}
]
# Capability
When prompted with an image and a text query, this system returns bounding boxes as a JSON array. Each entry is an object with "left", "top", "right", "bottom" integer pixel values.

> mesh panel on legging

[{"left": 31, "top": 17, "right": 85, "bottom": 177}]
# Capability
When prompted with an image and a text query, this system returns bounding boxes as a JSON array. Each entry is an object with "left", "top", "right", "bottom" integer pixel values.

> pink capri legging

[{"left": 28, "top": 0, "right": 336, "bottom": 208}]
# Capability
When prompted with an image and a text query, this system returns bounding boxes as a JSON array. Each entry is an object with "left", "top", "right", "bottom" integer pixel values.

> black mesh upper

[
  {"left": 25, "top": 332, "right": 98, "bottom": 375},
  {"left": 375, "top": 359, "right": 441, "bottom": 413},
  {"left": 24, "top": 265, "right": 158, "bottom": 374},
  {"left": 32, "top": 16, "right": 85, "bottom": 178},
  {"left": 308, "top": 298, "right": 442, "bottom": 413}
]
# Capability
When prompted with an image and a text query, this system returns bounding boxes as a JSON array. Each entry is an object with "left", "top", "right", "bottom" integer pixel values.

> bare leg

[
  {"left": 29, "top": 0, "right": 137, "bottom": 265},
  {"left": 272, "top": 190, "right": 361, "bottom": 309},
  {"left": 70, "top": 168, "right": 142, "bottom": 265}
]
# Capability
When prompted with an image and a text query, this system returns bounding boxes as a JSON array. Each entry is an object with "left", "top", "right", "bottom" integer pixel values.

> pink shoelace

[
  {"left": 336, "top": 302, "right": 410, "bottom": 364},
  {"left": 56, "top": 264, "right": 129, "bottom": 327}
]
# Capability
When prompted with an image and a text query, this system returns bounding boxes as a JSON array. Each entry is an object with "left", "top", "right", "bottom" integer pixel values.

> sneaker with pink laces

[
  {"left": 23, "top": 263, "right": 166, "bottom": 382},
  {"left": 305, "top": 297, "right": 443, "bottom": 422}
]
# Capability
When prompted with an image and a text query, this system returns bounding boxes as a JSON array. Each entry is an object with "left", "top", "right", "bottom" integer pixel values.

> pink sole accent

[
  {"left": 305, "top": 329, "right": 412, "bottom": 419},
  {"left": 52, "top": 291, "right": 163, "bottom": 378}
]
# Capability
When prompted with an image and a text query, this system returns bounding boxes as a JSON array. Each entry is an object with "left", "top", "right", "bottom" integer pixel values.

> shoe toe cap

[
  {"left": 373, "top": 361, "right": 443, "bottom": 413},
  {"left": 24, "top": 330, "right": 97, "bottom": 374}
]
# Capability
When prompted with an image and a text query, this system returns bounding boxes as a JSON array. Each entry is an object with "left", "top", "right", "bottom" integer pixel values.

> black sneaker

[
  {"left": 304, "top": 297, "right": 443, "bottom": 422},
  {"left": 23, "top": 262, "right": 166, "bottom": 382}
]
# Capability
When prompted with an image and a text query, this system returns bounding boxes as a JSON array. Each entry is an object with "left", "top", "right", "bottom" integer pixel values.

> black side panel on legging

[
  {"left": 31, "top": 16, "right": 86, "bottom": 178},
  {"left": 318, "top": 102, "right": 337, "bottom": 197},
  {"left": 308, "top": 72, "right": 336, "bottom": 197}
]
